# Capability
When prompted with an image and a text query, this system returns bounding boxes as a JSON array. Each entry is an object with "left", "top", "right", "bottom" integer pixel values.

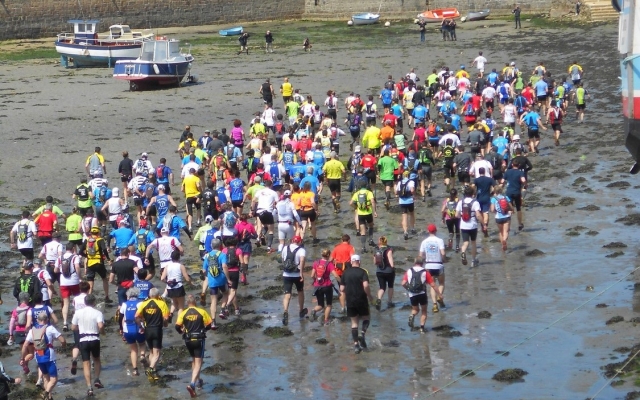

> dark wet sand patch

[{"left": 492, "top": 368, "right": 528, "bottom": 382}]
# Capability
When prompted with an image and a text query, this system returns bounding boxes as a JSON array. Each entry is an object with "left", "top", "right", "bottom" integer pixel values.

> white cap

[
  {"left": 157, "top": 184, "right": 165, "bottom": 191},
  {"left": 205, "top": 215, "right": 213, "bottom": 222},
  {"left": 142, "top": 152, "right": 148, "bottom": 157},
  {"left": 283, "top": 190, "right": 292, "bottom": 196},
  {"left": 160, "top": 227, "right": 169, "bottom": 233},
  {"left": 112, "top": 187, "right": 119, "bottom": 196},
  {"left": 354, "top": 146, "right": 361, "bottom": 153},
  {"left": 513, "top": 135, "right": 520, "bottom": 140},
  {"left": 510, "top": 62, "right": 516, "bottom": 66},
  {"left": 351, "top": 254, "right": 360, "bottom": 262}
]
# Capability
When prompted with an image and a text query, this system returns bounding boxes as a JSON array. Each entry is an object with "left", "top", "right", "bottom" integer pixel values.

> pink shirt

[{"left": 231, "top": 127, "right": 244, "bottom": 146}]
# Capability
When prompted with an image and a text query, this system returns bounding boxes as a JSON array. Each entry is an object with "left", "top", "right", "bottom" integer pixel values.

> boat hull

[
  {"left": 113, "top": 60, "right": 192, "bottom": 88},
  {"left": 417, "top": 8, "right": 461, "bottom": 22},
  {"left": 466, "top": 9, "right": 491, "bottom": 21},
  {"left": 352, "top": 14, "right": 380, "bottom": 25},
  {"left": 219, "top": 27, "right": 243, "bottom": 36},
  {"left": 55, "top": 42, "right": 142, "bottom": 67}
]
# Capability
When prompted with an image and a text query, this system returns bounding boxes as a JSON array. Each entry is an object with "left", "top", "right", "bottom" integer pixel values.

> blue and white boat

[
  {"left": 219, "top": 26, "right": 243, "bottom": 36},
  {"left": 55, "top": 20, "right": 154, "bottom": 67},
  {"left": 113, "top": 38, "right": 194, "bottom": 91},
  {"left": 351, "top": 13, "right": 380, "bottom": 25}
]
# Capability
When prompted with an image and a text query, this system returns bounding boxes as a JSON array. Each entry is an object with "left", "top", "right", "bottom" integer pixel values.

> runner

[
  {"left": 456, "top": 186, "right": 481, "bottom": 267},
  {"left": 280, "top": 236, "right": 307, "bottom": 326},
  {"left": 396, "top": 171, "right": 416, "bottom": 240},
  {"left": 109, "top": 248, "right": 139, "bottom": 306},
  {"left": 235, "top": 214, "right": 257, "bottom": 285},
  {"left": 310, "top": 249, "right": 340, "bottom": 325},
  {"left": 144, "top": 227, "right": 184, "bottom": 278},
  {"left": 83, "top": 227, "right": 113, "bottom": 302},
  {"left": 329, "top": 234, "right": 355, "bottom": 313},
  {"left": 473, "top": 168, "right": 496, "bottom": 237},
  {"left": 350, "top": 181, "right": 377, "bottom": 253},
  {"left": 71, "top": 293, "right": 105, "bottom": 397},
  {"left": 117, "top": 288, "right": 147, "bottom": 377},
  {"left": 504, "top": 161, "right": 527, "bottom": 231},
  {"left": 251, "top": 179, "right": 279, "bottom": 253},
  {"left": 59, "top": 243, "right": 82, "bottom": 330},
  {"left": 135, "top": 288, "right": 169, "bottom": 382},
  {"left": 160, "top": 249, "right": 193, "bottom": 320},
  {"left": 322, "top": 152, "right": 346, "bottom": 214},
  {"left": 547, "top": 100, "right": 566, "bottom": 146},
  {"left": 491, "top": 185, "right": 513, "bottom": 251},
  {"left": 520, "top": 104, "right": 547, "bottom": 155},
  {"left": 401, "top": 257, "right": 443, "bottom": 332},
  {"left": 339, "top": 254, "right": 373, "bottom": 354},
  {"left": 34, "top": 204, "right": 57, "bottom": 246},
  {"left": 7, "top": 292, "right": 30, "bottom": 346},
  {"left": 85, "top": 147, "right": 106, "bottom": 178},
  {"left": 575, "top": 82, "right": 589, "bottom": 123},
  {"left": 10, "top": 210, "right": 38, "bottom": 269},
  {"left": 373, "top": 236, "right": 395, "bottom": 310},
  {"left": 202, "top": 239, "right": 229, "bottom": 328},
  {"left": 12, "top": 262, "right": 41, "bottom": 307},
  {"left": 377, "top": 149, "right": 399, "bottom": 210}
]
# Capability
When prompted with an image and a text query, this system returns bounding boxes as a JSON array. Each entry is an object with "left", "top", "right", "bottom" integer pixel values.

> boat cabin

[
  {"left": 67, "top": 19, "right": 99, "bottom": 44},
  {"left": 63, "top": 20, "right": 148, "bottom": 45},
  {"left": 139, "top": 40, "right": 182, "bottom": 62}
]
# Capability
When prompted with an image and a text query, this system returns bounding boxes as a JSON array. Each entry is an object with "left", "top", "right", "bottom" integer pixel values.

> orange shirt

[
  {"left": 379, "top": 126, "right": 395, "bottom": 143},
  {"left": 290, "top": 192, "right": 302, "bottom": 210},
  {"left": 299, "top": 191, "right": 315, "bottom": 210},
  {"left": 331, "top": 242, "right": 355, "bottom": 264}
]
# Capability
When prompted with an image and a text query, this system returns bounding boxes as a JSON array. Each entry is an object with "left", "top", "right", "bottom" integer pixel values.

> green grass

[{"left": 0, "top": 47, "right": 58, "bottom": 61}]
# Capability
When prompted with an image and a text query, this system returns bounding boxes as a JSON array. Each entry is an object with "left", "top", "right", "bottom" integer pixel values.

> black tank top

[{"left": 262, "top": 83, "right": 272, "bottom": 96}]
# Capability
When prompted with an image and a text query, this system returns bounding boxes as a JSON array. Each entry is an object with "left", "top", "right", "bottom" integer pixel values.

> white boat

[
  {"left": 465, "top": 9, "right": 491, "bottom": 21},
  {"left": 113, "top": 38, "right": 195, "bottom": 91},
  {"left": 55, "top": 20, "right": 154, "bottom": 68},
  {"left": 352, "top": 13, "right": 380, "bottom": 25}
]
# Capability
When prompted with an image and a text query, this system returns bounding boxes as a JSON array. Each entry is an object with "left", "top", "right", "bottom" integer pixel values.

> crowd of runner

[{"left": 2, "top": 55, "right": 586, "bottom": 399}]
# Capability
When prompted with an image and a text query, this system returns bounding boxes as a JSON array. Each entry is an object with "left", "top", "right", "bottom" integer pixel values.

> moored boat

[
  {"left": 352, "top": 13, "right": 381, "bottom": 25},
  {"left": 417, "top": 8, "right": 461, "bottom": 23},
  {"left": 113, "top": 38, "right": 194, "bottom": 91},
  {"left": 219, "top": 27, "right": 243, "bottom": 36},
  {"left": 465, "top": 9, "right": 491, "bottom": 21},
  {"left": 55, "top": 20, "right": 154, "bottom": 68}
]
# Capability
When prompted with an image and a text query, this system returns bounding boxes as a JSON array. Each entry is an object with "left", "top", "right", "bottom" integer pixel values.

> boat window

[
  {"left": 154, "top": 41, "right": 167, "bottom": 61},
  {"left": 78, "top": 24, "right": 85, "bottom": 33},
  {"left": 122, "top": 26, "right": 132, "bottom": 34},
  {"left": 168, "top": 41, "right": 180, "bottom": 56},
  {"left": 110, "top": 27, "right": 121, "bottom": 39},
  {"left": 87, "top": 24, "right": 93, "bottom": 33},
  {"left": 141, "top": 42, "right": 154, "bottom": 61}
]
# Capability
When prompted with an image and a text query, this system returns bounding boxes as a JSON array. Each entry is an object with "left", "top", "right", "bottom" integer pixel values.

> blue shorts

[
  {"left": 500, "top": 98, "right": 508, "bottom": 104},
  {"left": 479, "top": 200, "right": 491, "bottom": 213},
  {"left": 238, "top": 241, "right": 252, "bottom": 255},
  {"left": 123, "top": 331, "right": 146, "bottom": 345},
  {"left": 209, "top": 285, "right": 227, "bottom": 295},
  {"left": 38, "top": 360, "right": 58, "bottom": 377}
]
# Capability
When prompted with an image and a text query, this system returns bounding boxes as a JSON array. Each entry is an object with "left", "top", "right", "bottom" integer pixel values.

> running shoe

[
  {"left": 140, "top": 355, "right": 149, "bottom": 368},
  {"left": 152, "top": 369, "right": 160, "bottom": 381},
  {"left": 404, "top": 232, "right": 409, "bottom": 241},
  {"left": 455, "top": 245, "right": 460, "bottom": 253},
  {"left": 354, "top": 343, "right": 362, "bottom": 354},
  {"left": 21, "top": 361, "right": 29, "bottom": 375},
  {"left": 410, "top": 229, "right": 417, "bottom": 235},
  {"left": 384, "top": 200, "right": 390, "bottom": 210},
  {"left": 427, "top": 189, "right": 432, "bottom": 197},
  {"left": 94, "top": 379, "right": 104, "bottom": 389},
  {"left": 356, "top": 231, "right": 361, "bottom": 236},
  {"left": 555, "top": 138, "right": 560, "bottom": 146},
  {"left": 104, "top": 297, "right": 114, "bottom": 304},
  {"left": 132, "top": 368, "right": 139, "bottom": 376},
  {"left": 260, "top": 235, "right": 267, "bottom": 246},
  {"left": 219, "top": 309, "right": 229, "bottom": 320},
  {"left": 437, "top": 297, "right": 446, "bottom": 308},
  {"left": 87, "top": 388, "right": 94, "bottom": 397},
  {"left": 432, "top": 304, "right": 439, "bottom": 313},
  {"left": 310, "top": 310, "right": 318, "bottom": 322},
  {"left": 71, "top": 359, "right": 78, "bottom": 375},
  {"left": 387, "top": 302, "right": 395, "bottom": 308},
  {"left": 196, "top": 378, "right": 204, "bottom": 389},
  {"left": 518, "top": 224, "right": 524, "bottom": 231},
  {"left": 361, "top": 247, "right": 368, "bottom": 254},
  {"left": 266, "top": 248, "right": 276, "bottom": 254},
  {"left": 187, "top": 383, "right": 197, "bottom": 398},
  {"left": 461, "top": 252, "right": 467, "bottom": 265},
  {"left": 240, "top": 273, "right": 247, "bottom": 285},
  {"left": 375, "top": 298, "right": 381, "bottom": 311},
  {"left": 36, "top": 378, "right": 43, "bottom": 389},
  {"left": 210, "top": 320, "right": 217, "bottom": 331},
  {"left": 282, "top": 311, "right": 289, "bottom": 326},
  {"left": 63, "top": 324, "right": 69, "bottom": 332},
  {"left": 420, "top": 327, "right": 426, "bottom": 334},
  {"left": 408, "top": 314, "right": 415, "bottom": 329},
  {"left": 482, "top": 226, "right": 488, "bottom": 238},
  {"left": 447, "top": 239, "right": 453, "bottom": 249},
  {"left": 368, "top": 239, "right": 375, "bottom": 247},
  {"left": 472, "top": 259, "right": 479, "bottom": 268},
  {"left": 299, "top": 308, "right": 308, "bottom": 319},
  {"left": 199, "top": 293, "right": 206, "bottom": 307},
  {"left": 235, "top": 309, "right": 241, "bottom": 316},
  {"left": 358, "top": 334, "right": 367, "bottom": 349}
]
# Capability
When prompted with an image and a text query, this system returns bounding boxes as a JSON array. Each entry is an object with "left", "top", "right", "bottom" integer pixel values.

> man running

[
  {"left": 350, "top": 181, "right": 377, "bottom": 253},
  {"left": 281, "top": 236, "right": 307, "bottom": 326},
  {"left": 340, "top": 254, "right": 373, "bottom": 354},
  {"left": 135, "top": 288, "right": 170, "bottom": 382},
  {"left": 456, "top": 186, "right": 481, "bottom": 267},
  {"left": 418, "top": 224, "right": 447, "bottom": 313},
  {"left": 71, "top": 293, "right": 105, "bottom": 397},
  {"left": 402, "top": 257, "right": 443, "bottom": 332}
]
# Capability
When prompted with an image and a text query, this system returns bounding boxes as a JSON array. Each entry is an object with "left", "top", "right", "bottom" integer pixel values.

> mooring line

[
  {"left": 589, "top": 348, "right": 640, "bottom": 399},
  {"left": 427, "top": 266, "right": 640, "bottom": 397}
]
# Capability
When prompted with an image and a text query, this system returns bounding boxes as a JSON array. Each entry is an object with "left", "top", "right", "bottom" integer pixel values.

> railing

[{"left": 56, "top": 32, "right": 154, "bottom": 46}]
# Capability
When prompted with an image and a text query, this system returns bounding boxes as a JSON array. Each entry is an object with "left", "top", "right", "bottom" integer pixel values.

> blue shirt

[
  {"left": 161, "top": 214, "right": 187, "bottom": 239},
  {"left": 182, "top": 155, "right": 202, "bottom": 166},
  {"left": 134, "top": 280, "right": 154, "bottom": 300},
  {"left": 122, "top": 299, "right": 140, "bottom": 331},
  {"left": 312, "top": 151, "right": 325, "bottom": 170},
  {"left": 391, "top": 104, "right": 403, "bottom": 119},
  {"left": 300, "top": 175, "right": 320, "bottom": 195},
  {"left": 154, "top": 194, "right": 170, "bottom": 222},
  {"left": 229, "top": 178, "right": 245, "bottom": 201},
  {"left": 504, "top": 169, "right": 525, "bottom": 196},
  {"left": 534, "top": 80, "right": 548, "bottom": 96},
  {"left": 224, "top": 146, "right": 242, "bottom": 162},
  {"left": 413, "top": 105, "right": 427, "bottom": 122},
  {"left": 110, "top": 227, "right": 135, "bottom": 249},
  {"left": 450, "top": 114, "right": 462, "bottom": 131},
  {"left": 156, "top": 165, "right": 171, "bottom": 184},
  {"left": 92, "top": 187, "right": 112, "bottom": 208},
  {"left": 202, "top": 250, "right": 228, "bottom": 288},
  {"left": 282, "top": 152, "right": 295, "bottom": 169},
  {"left": 492, "top": 137, "right": 509, "bottom": 159},
  {"left": 491, "top": 195, "right": 511, "bottom": 219},
  {"left": 268, "top": 162, "right": 283, "bottom": 187},
  {"left": 289, "top": 163, "right": 306, "bottom": 183},
  {"left": 523, "top": 111, "right": 540, "bottom": 129},
  {"left": 474, "top": 176, "right": 495, "bottom": 203},
  {"left": 380, "top": 88, "right": 393, "bottom": 104},
  {"left": 142, "top": 183, "right": 157, "bottom": 208},
  {"left": 487, "top": 72, "right": 498, "bottom": 85},
  {"left": 135, "top": 228, "right": 155, "bottom": 256}
]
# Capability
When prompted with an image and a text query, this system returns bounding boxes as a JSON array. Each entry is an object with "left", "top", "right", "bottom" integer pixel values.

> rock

[
  {"left": 432, "top": 324, "right": 462, "bottom": 338},
  {"left": 495, "top": 350, "right": 510, "bottom": 356},
  {"left": 477, "top": 311, "right": 492, "bottom": 319},
  {"left": 629, "top": 317, "right": 640, "bottom": 324},
  {"left": 578, "top": 205, "right": 600, "bottom": 211},
  {"left": 606, "top": 251, "right": 624, "bottom": 258},
  {"left": 615, "top": 214, "right": 640, "bottom": 226},
  {"left": 382, "top": 340, "right": 401, "bottom": 347},
  {"left": 585, "top": 230, "right": 599, "bottom": 236},
  {"left": 217, "top": 319, "right": 262, "bottom": 334},
  {"left": 606, "top": 181, "right": 631, "bottom": 188},
  {"left": 614, "top": 346, "right": 631, "bottom": 353},
  {"left": 626, "top": 391, "right": 640, "bottom": 400},
  {"left": 525, "top": 249, "right": 545, "bottom": 257},
  {"left": 603, "top": 343, "right": 640, "bottom": 378},
  {"left": 575, "top": 352, "right": 584, "bottom": 357},
  {"left": 492, "top": 368, "right": 528, "bottom": 382},
  {"left": 263, "top": 327, "right": 293, "bottom": 338},
  {"left": 315, "top": 338, "right": 328, "bottom": 344},
  {"left": 212, "top": 383, "right": 236, "bottom": 394},
  {"left": 258, "top": 285, "right": 282, "bottom": 300},
  {"left": 460, "top": 369, "right": 475, "bottom": 377},
  {"left": 603, "top": 242, "right": 627, "bottom": 248},
  {"left": 595, "top": 303, "right": 608, "bottom": 308},
  {"left": 558, "top": 197, "right": 575, "bottom": 206},
  {"left": 606, "top": 316, "right": 624, "bottom": 325}
]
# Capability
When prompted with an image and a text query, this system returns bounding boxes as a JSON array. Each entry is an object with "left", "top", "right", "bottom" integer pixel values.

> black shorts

[
  {"left": 485, "top": 100, "right": 494, "bottom": 109},
  {"left": 576, "top": 103, "right": 586, "bottom": 110},
  {"left": 145, "top": 327, "right": 163, "bottom": 349},
  {"left": 299, "top": 209, "right": 317, "bottom": 222},
  {"left": 357, "top": 214, "right": 374, "bottom": 225},
  {"left": 133, "top": 197, "right": 143, "bottom": 207},
  {"left": 185, "top": 339, "right": 205, "bottom": 358},
  {"left": 428, "top": 268, "right": 442, "bottom": 278},
  {"left": 258, "top": 211, "right": 275, "bottom": 225},
  {"left": 283, "top": 276, "right": 304, "bottom": 294},
  {"left": 79, "top": 339, "right": 101, "bottom": 362},
  {"left": 382, "top": 179, "right": 394, "bottom": 188},
  {"left": 186, "top": 197, "right": 201, "bottom": 214},
  {"left": 86, "top": 263, "right": 107, "bottom": 281},
  {"left": 457, "top": 170, "right": 470, "bottom": 183},
  {"left": 537, "top": 95, "right": 547, "bottom": 102},
  {"left": 147, "top": 205, "right": 157, "bottom": 217},
  {"left": 328, "top": 179, "right": 341, "bottom": 193},
  {"left": 19, "top": 248, "right": 34, "bottom": 260},
  {"left": 551, "top": 123, "right": 562, "bottom": 133},
  {"left": 410, "top": 293, "right": 428, "bottom": 306},
  {"left": 167, "top": 286, "right": 186, "bottom": 298},
  {"left": 527, "top": 128, "right": 540, "bottom": 139},
  {"left": 365, "top": 170, "right": 377, "bottom": 184},
  {"left": 314, "top": 285, "right": 334, "bottom": 308},
  {"left": 509, "top": 194, "right": 523, "bottom": 211},
  {"left": 400, "top": 203, "right": 415, "bottom": 214},
  {"left": 231, "top": 200, "right": 243, "bottom": 209},
  {"left": 421, "top": 165, "right": 433, "bottom": 180},
  {"left": 461, "top": 228, "right": 478, "bottom": 242},
  {"left": 446, "top": 218, "right": 460, "bottom": 234},
  {"left": 346, "top": 303, "right": 370, "bottom": 318},
  {"left": 228, "top": 271, "right": 240, "bottom": 290},
  {"left": 443, "top": 161, "right": 454, "bottom": 178},
  {"left": 120, "top": 175, "right": 132, "bottom": 183},
  {"left": 95, "top": 210, "right": 107, "bottom": 222},
  {"left": 376, "top": 271, "right": 395, "bottom": 290}
]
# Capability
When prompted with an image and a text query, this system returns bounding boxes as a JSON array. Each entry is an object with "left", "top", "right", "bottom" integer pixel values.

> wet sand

[{"left": 0, "top": 19, "right": 638, "bottom": 400}]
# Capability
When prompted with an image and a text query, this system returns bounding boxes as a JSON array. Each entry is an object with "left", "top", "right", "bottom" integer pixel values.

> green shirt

[
  {"left": 195, "top": 148, "right": 208, "bottom": 163},
  {"left": 427, "top": 73, "right": 438, "bottom": 87},
  {"left": 393, "top": 134, "right": 406, "bottom": 150},
  {"left": 377, "top": 156, "right": 399, "bottom": 181},
  {"left": 576, "top": 87, "right": 586, "bottom": 105},
  {"left": 246, "top": 184, "right": 264, "bottom": 200},
  {"left": 286, "top": 101, "right": 300, "bottom": 118},
  {"left": 34, "top": 204, "right": 64, "bottom": 217},
  {"left": 514, "top": 77, "right": 524, "bottom": 91},
  {"left": 194, "top": 225, "right": 212, "bottom": 250},
  {"left": 66, "top": 214, "right": 83, "bottom": 241}
]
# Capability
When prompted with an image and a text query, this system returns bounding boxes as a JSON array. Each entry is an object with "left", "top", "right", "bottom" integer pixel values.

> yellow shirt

[
  {"left": 323, "top": 159, "right": 345, "bottom": 180},
  {"left": 182, "top": 174, "right": 201, "bottom": 198},
  {"left": 250, "top": 123, "right": 266, "bottom": 136},
  {"left": 178, "top": 139, "right": 197, "bottom": 151},
  {"left": 351, "top": 189, "right": 374, "bottom": 215},
  {"left": 362, "top": 126, "right": 382, "bottom": 150},
  {"left": 299, "top": 191, "right": 315, "bottom": 210},
  {"left": 291, "top": 192, "right": 302, "bottom": 210},
  {"left": 86, "top": 153, "right": 104, "bottom": 165},
  {"left": 281, "top": 82, "right": 293, "bottom": 97},
  {"left": 455, "top": 70, "right": 469, "bottom": 79}
]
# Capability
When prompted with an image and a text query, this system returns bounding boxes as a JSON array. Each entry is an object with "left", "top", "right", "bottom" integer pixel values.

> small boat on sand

[
  {"left": 352, "top": 13, "right": 380, "bottom": 25},
  {"left": 465, "top": 9, "right": 491, "bottom": 22},
  {"left": 417, "top": 8, "right": 461, "bottom": 23},
  {"left": 219, "top": 27, "right": 243, "bottom": 36}
]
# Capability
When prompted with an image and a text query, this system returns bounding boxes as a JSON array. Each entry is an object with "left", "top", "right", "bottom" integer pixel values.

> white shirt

[
  {"left": 181, "top": 162, "right": 200, "bottom": 179},
  {"left": 73, "top": 293, "right": 87, "bottom": 311},
  {"left": 12, "top": 219, "right": 37, "bottom": 249},
  {"left": 456, "top": 198, "right": 481, "bottom": 230},
  {"left": 324, "top": 96, "right": 338, "bottom": 109},
  {"left": 447, "top": 77, "right": 457, "bottom": 91},
  {"left": 33, "top": 267, "right": 52, "bottom": 301},
  {"left": 72, "top": 306, "right": 104, "bottom": 342},
  {"left": 482, "top": 86, "right": 496, "bottom": 100},
  {"left": 133, "top": 159, "right": 153, "bottom": 176},
  {"left": 470, "top": 160, "right": 493, "bottom": 178},
  {"left": 473, "top": 56, "right": 487, "bottom": 70},
  {"left": 457, "top": 77, "right": 471, "bottom": 90},
  {"left": 405, "top": 267, "right": 428, "bottom": 297},
  {"left": 419, "top": 236, "right": 445, "bottom": 269},
  {"left": 503, "top": 104, "right": 517, "bottom": 123},
  {"left": 106, "top": 197, "right": 122, "bottom": 221},
  {"left": 262, "top": 108, "right": 277, "bottom": 126},
  {"left": 499, "top": 83, "right": 512, "bottom": 100},
  {"left": 25, "top": 325, "right": 61, "bottom": 361},
  {"left": 276, "top": 199, "right": 301, "bottom": 223},
  {"left": 89, "top": 177, "right": 108, "bottom": 192},
  {"left": 40, "top": 241, "right": 63, "bottom": 266},
  {"left": 128, "top": 176, "right": 148, "bottom": 196},
  {"left": 255, "top": 188, "right": 279, "bottom": 213},
  {"left": 164, "top": 262, "right": 184, "bottom": 289},
  {"left": 260, "top": 153, "right": 273, "bottom": 167},
  {"left": 438, "top": 133, "right": 462, "bottom": 148},
  {"left": 281, "top": 244, "right": 306, "bottom": 277},
  {"left": 59, "top": 252, "right": 81, "bottom": 287},
  {"left": 408, "top": 72, "right": 417, "bottom": 82},
  {"left": 302, "top": 103, "right": 314, "bottom": 117},
  {"left": 151, "top": 236, "right": 181, "bottom": 264}
]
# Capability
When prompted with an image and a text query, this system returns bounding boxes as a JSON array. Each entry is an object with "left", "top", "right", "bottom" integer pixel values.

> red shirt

[
  {"left": 312, "top": 259, "right": 335, "bottom": 287},
  {"left": 382, "top": 114, "right": 398, "bottom": 128},
  {"left": 35, "top": 211, "right": 57, "bottom": 237},
  {"left": 414, "top": 127, "right": 426, "bottom": 143},
  {"left": 360, "top": 154, "right": 377, "bottom": 170},
  {"left": 391, "top": 150, "right": 405, "bottom": 175},
  {"left": 297, "top": 138, "right": 312, "bottom": 153},
  {"left": 471, "top": 94, "right": 482, "bottom": 111},
  {"left": 250, "top": 170, "right": 271, "bottom": 184},
  {"left": 522, "top": 87, "right": 535, "bottom": 104}
]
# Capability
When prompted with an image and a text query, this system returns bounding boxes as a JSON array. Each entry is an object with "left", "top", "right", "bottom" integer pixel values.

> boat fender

[{"left": 153, "top": 64, "right": 160, "bottom": 74}]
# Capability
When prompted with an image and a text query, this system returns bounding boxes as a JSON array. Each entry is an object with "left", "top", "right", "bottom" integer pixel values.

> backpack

[
  {"left": 313, "top": 111, "right": 323, "bottom": 124},
  {"left": 356, "top": 190, "right": 369, "bottom": 211},
  {"left": 86, "top": 237, "right": 98, "bottom": 257},
  {"left": 283, "top": 245, "right": 301, "bottom": 273},
  {"left": 397, "top": 179, "right": 411, "bottom": 198},
  {"left": 145, "top": 184, "right": 155, "bottom": 200},
  {"left": 275, "top": 122, "right": 285, "bottom": 137},
  {"left": 269, "top": 162, "right": 281, "bottom": 185},
  {"left": 464, "top": 103, "right": 475, "bottom": 116},
  {"left": 136, "top": 229, "right": 148, "bottom": 254},
  {"left": 203, "top": 188, "right": 215, "bottom": 208},
  {"left": 406, "top": 155, "right": 418, "bottom": 171},
  {"left": 98, "top": 186, "right": 107, "bottom": 203},
  {"left": 61, "top": 254, "right": 75, "bottom": 279},
  {"left": 156, "top": 165, "right": 167, "bottom": 180},
  {"left": 246, "top": 157, "right": 258, "bottom": 174},
  {"left": 419, "top": 148, "right": 433, "bottom": 165},
  {"left": 216, "top": 168, "right": 225, "bottom": 183},
  {"left": 136, "top": 159, "right": 148, "bottom": 175},
  {"left": 162, "top": 215, "right": 175, "bottom": 233},
  {"left": 442, "top": 145, "right": 454, "bottom": 159},
  {"left": 223, "top": 212, "right": 237, "bottom": 230},
  {"left": 571, "top": 65, "right": 580, "bottom": 80},
  {"left": 314, "top": 259, "right": 331, "bottom": 285},
  {"left": 374, "top": 247, "right": 389, "bottom": 270},
  {"left": 214, "top": 154, "right": 226, "bottom": 170},
  {"left": 16, "top": 306, "right": 29, "bottom": 327},
  {"left": 349, "top": 115, "right": 361, "bottom": 134},
  {"left": 514, "top": 96, "right": 526, "bottom": 113},
  {"left": 17, "top": 221, "right": 30, "bottom": 243},
  {"left": 226, "top": 247, "right": 240, "bottom": 268},
  {"left": 32, "top": 326, "right": 49, "bottom": 354},
  {"left": 365, "top": 102, "right": 374, "bottom": 115},
  {"left": 499, "top": 83, "right": 509, "bottom": 99},
  {"left": 427, "top": 125, "right": 438, "bottom": 138},
  {"left": 489, "top": 153, "right": 502, "bottom": 170},
  {"left": 77, "top": 185, "right": 90, "bottom": 201},
  {"left": 461, "top": 200, "right": 476, "bottom": 222},
  {"left": 496, "top": 196, "right": 511, "bottom": 214},
  {"left": 446, "top": 199, "right": 457, "bottom": 218},
  {"left": 549, "top": 108, "right": 562, "bottom": 124},
  {"left": 407, "top": 267, "right": 426, "bottom": 293},
  {"left": 207, "top": 251, "right": 221, "bottom": 277}
]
